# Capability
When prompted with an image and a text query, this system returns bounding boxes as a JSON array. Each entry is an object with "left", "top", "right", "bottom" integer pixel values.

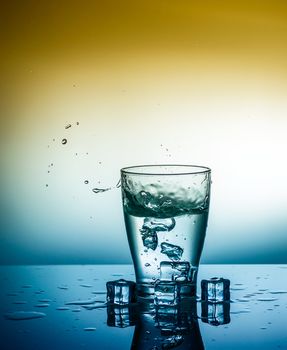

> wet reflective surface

[{"left": 1, "top": 265, "right": 286, "bottom": 349}]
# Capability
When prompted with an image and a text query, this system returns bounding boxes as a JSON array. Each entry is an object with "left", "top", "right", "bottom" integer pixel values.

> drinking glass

[{"left": 121, "top": 165, "right": 211, "bottom": 298}]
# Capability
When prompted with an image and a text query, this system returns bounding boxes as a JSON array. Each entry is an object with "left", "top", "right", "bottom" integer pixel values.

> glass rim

[{"left": 121, "top": 164, "right": 211, "bottom": 176}]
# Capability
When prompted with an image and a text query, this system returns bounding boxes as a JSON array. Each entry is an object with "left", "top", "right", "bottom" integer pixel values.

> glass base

[{"left": 136, "top": 281, "right": 197, "bottom": 301}]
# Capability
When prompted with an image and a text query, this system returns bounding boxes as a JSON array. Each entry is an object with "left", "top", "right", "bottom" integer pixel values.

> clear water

[{"left": 124, "top": 211, "right": 208, "bottom": 296}]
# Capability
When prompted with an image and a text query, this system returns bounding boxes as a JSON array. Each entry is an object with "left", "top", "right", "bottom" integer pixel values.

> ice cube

[
  {"left": 107, "top": 304, "right": 137, "bottom": 328},
  {"left": 106, "top": 279, "right": 136, "bottom": 305},
  {"left": 141, "top": 231, "right": 158, "bottom": 250},
  {"left": 154, "top": 281, "right": 179, "bottom": 306},
  {"left": 160, "top": 243, "right": 183, "bottom": 261},
  {"left": 142, "top": 217, "right": 176, "bottom": 232},
  {"left": 201, "top": 301, "right": 230, "bottom": 326},
  {"left": 160, "top": 261, "right": 190, "bottom": 282},
  {"left": 201, "top": 278, "right": 230, "bottom": 303}
]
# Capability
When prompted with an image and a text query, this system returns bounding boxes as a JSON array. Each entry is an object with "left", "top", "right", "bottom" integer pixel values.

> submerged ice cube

[
  {"left": 106, "top": 279, "right": 136, "bottom": 305},
  {"left": 201, "top": 301, "right": 230, "bottom": 326},
  {"left": 160, "top": 261, "right": 190, "bottom": 282},
  {"left": 141, "top": 231, "right": 158, "bottom": 250},
  {"left": 154, "top": 281, "right": 179, "bottom": 306},
  {"left": 201, "top": 278, "right": 230, "bottom": 303},
  {"left": 142, "top": 217, "right": 176, "bottom": 232},
  {"left": 160, "top": 243, "right": 183, "bottom": 261}
]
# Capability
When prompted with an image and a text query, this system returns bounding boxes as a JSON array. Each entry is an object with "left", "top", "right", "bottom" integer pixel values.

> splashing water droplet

[
  {"left": 92, "top": 187, "right": 111, "bottom": 194},
  {"left": 62, "top": 139, "right": 67, "bottom": 145},
  {"left": 84, "top": 180, "right": 89, "bottom": 184},
  {"left": 65, "top": 124, "right": 72, "bottom": 129}
]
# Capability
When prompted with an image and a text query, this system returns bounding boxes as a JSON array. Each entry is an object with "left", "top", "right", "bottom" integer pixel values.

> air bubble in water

[
  {"left": 62, "top": 139, "right": 67, "bottom": 145},
  {"left": 92, "top": 187, "right": 111, "bottom": 194}
]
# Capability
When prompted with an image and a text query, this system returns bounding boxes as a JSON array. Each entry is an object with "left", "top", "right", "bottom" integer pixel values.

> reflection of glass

[
  {"left": 121, "top": 165, "right": 211, "bottom": 298},
  {"left": 130, "top": 299, "right": 204, "bottom": 350}
]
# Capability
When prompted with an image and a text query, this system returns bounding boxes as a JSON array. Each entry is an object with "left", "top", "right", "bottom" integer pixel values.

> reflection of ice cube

[
  {"left": 162, "top": 335, "right": 184, "bottom": 349},
  {"left": 160, "top": 243, "right": 183, "bottom": 261},
  {"left": 107, "top": 304, "right": 137, "bottom": 328},
  {"left": 201, "top": 302, "right": 230, "bottom": 326},
  {"left": 201, "top": 278, "right": 230, "bottom": 302},
  {"left": 160, "top": 261, "right": 190, "bottom": 282},
  {"left": 154, "top": 281, "right": 179, "bottom": 306},
  {"left": 142, "top": 217, "right": 176, "bottom": 232},
  {"left": 106, "top": 279, "right": 136, "bottom": 305}
]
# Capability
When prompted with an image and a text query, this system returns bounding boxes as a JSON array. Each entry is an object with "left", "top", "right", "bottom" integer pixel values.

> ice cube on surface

[
  {"left": 201, "top": 301, "right": 230, "bottom": 326},
  {"left": 160, "top": 243, "right": 183, "bottom": 261},
  {"left": 201, "top": 277, "right": 230, "bottom": 302},
  {"left": 160, "top": 261, "right": 190, "bottom": 282},
  {"left": 107, "top": 304, "right": 137, "bottom": 328},
  {"left": 154, "top": 281, "right": 179, "bottom": 306},
  {"left": 106, "top": 279, "right": 136, "bottom": 305}
]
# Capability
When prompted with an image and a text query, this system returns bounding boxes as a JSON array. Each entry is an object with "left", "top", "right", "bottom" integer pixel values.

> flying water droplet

[
  {"left": 84, "top": 180, "right": 89, "bottom": 184},
  {"left": 145, "top": 263, "right": 151, "bottom": 267},
  {"left": 92, "top": 187, "right": 111, "bottom": 194},
  {"left": 65, "top": 124, "right": 72, "bottom": 129},
  {"left": 116, "top": 179, "right": 121, "bottom": 188},
  {"left": 76, "top": 122, "right": 79, "bottom": 125},
  {"left": 62, "top": 139, "right": 67, "bottom": 145}
]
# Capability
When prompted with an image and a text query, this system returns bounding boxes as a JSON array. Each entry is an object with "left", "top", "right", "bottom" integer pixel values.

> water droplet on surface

[
  {"left": 65, "top": 124, "right": 72, "bottom": 129},
  {"left": 92, "top": 187, "right": 111, "bottom": 194},
  {"left": 5, "top": 311, "right": 46, "bottom": 320},
  {"left": 62, "top": 139, "right": 67, "bottom": 145},
  {"left": 13, "top": 301, "right": 27, "bottom": 305},
  {"left": 35, "top": 304, "right": 50, "bottom": 308},
  {"left": 84, "top": 180, "right": 89, "bottom": 184},
  {"left": 80, "top": 284, "right": 93, "bottom": 288},
  {"left": 66, "top": 299, "right": 96, "bottom": 306}
]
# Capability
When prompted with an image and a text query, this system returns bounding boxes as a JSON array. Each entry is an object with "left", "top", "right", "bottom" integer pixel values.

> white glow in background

[{"left": 1, "top": 56, "right": 287, "bottom": 264}]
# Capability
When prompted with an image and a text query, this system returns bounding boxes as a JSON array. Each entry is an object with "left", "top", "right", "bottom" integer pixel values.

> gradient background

[{"left": 1, "top": 0, "right": 287, "bottom": 265}]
